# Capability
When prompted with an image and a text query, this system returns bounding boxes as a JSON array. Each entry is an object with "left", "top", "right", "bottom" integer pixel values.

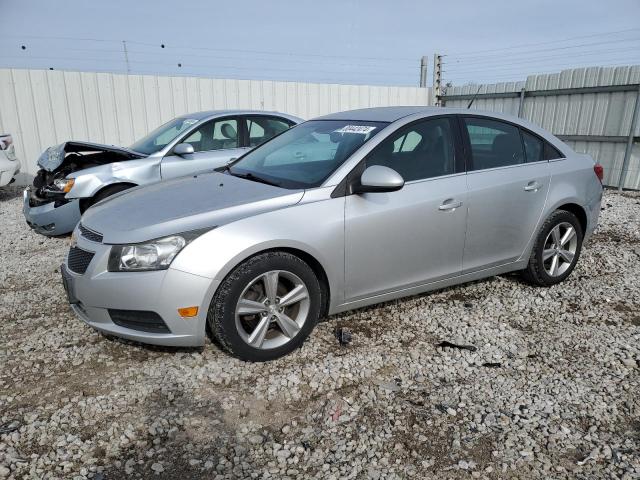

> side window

[
  {"left": 544, "top": 141, "right": 563, "bottom": 160},
  {"left": 182, "top": 118, "right": 239, "bottom": 152},
  {"left": 521, "top": 130, "right": 544, "bottom": 163},
  {"left": 366, "top": 117, "right": 456, "bottom": 182},
  {"left": 246, "top": 117, "right": 292, "bottom": 147},
  {"left": 463, "top": 118, "right": 524, "bottom": 170},
  {"left": 393, "top": 131, "right": 422, "bottom": 153}
]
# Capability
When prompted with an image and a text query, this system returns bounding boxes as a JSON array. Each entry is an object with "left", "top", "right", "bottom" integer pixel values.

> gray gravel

[{"left": 1, "top": 186, "right": 639, "bottom": 479}]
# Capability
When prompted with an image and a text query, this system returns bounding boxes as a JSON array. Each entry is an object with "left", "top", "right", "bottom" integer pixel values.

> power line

[
  {"left": 444, "top": 46, "right": 640, "bottom": 69},
  {"left": 446, "top": 27, "right": 640, "bottom": 57},
  {"left": 444, "top": 54, "right": 640, "bottom": 75},
  {"left": 443, "top": 61, "right": 640, "bottom": 84},
  {"left": 0, "top": 34, "right": 417, "bottom": 64},
  {"left": 0, "top": 55, "right": 416, "bottom": 79},
  {"left": 445, "top": 37, "right": 640, "bottom": 63}
]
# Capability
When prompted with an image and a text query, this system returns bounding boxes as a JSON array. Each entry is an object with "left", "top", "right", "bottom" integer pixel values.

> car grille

[
  {"left": 79, "top": 223, "right": 103, "bottom": 243},
  {"left": 108, "top": 309, "right": 171, "bottom": 333},
  {"left": 67, "top": 247, "right": 95, "bottom": 274}
]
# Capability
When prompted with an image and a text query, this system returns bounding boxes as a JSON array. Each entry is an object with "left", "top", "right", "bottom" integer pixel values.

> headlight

[
  {"left": 53, "top": 178, "right": 75, "bottom": 193},
  {"left": 107, "top": 229, "right": 211, "bottom": 272}
]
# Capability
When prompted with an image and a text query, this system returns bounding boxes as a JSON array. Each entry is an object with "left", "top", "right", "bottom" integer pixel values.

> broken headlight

[
  {"left": 52, "top": 178, "right": 75, "bottom": 193},
  {"left": 107, "top": 229, "right": 212, "bottom": 272}
]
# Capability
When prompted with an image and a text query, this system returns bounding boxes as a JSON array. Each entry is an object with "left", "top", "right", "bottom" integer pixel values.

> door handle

[
  {"left": 524, "top": 181, "right": 542, "bottom": 192},
  {"left": 439, "top": 200, "right": 463, "bottom": 211}
]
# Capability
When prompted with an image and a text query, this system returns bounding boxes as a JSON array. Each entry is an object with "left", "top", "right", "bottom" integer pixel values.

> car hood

[
  {"left": 37, "top": 141, "right": 145, "bottom": 172},
  {"left": 81, "top": 172, "right": 304, "bottom": 244}
]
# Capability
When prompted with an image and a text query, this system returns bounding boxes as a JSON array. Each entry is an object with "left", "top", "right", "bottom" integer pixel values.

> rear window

[
  {"left": 522, "top": 130, "right": 544, "bottom": 163},
  {"left": 544, "top": 142, "right": 563, "bottom": 160},
  {"left": 463, "top": 117, "right": 525, "bottom": 170}
]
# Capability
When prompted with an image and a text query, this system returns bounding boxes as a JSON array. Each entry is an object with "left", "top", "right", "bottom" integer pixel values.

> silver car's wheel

[
  {"left": 542, "top": 222, "right": 578, "bottom": 277},
  {"left": 208, "top": 252, "right": 322, "bottom": 361},
  {"left": 235, "top": 270, "right": 310, "bottom": 350},
  {"left": 522, "top": 209, "right": 583, "bottom": 287}
]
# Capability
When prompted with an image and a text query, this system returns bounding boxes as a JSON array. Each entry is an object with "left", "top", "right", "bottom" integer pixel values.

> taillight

[{"left": 594, "top": 163, "right": 604, "bottom": 183}]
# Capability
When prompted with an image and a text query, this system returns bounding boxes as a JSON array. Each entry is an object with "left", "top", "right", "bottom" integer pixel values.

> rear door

[
  {"left": 460, "top": 116, "right": 551, "bottom": 272},
  {"left": 243, "top": 115, "right": 296, "bottom": 150},
  {"left": 344, "top": 116, "right": 467, "bottom": 300},
  {"left": 161, "top": 116, "right": 245, "bottom": 180}
]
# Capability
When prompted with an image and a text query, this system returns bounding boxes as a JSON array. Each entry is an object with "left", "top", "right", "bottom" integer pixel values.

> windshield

[
  {"left": 130, "top": 117, "right": 200, "bottom": 155},
  {"left": 229, "top": 120, "right": 387, "bottom": 189}
]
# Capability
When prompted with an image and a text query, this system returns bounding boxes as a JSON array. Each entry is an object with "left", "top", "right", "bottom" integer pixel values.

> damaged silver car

[{"left": 23, "top": 110, "right": 300, "bottom": 235}]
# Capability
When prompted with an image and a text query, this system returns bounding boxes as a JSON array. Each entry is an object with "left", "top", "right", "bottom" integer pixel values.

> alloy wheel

[
  {"left": 542, "top": 221, "right": 578, "bottom": 277},
  {"left": 234, "top": 270, "right": 310, "bottom": 349}
]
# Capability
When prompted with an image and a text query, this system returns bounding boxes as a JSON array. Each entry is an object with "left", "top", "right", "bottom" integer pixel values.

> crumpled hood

[
  {"left": 81, "top": 172, "right": 304, "bottom": 244},
  {"left": 38, "top": 141, "right": 145, "bottom": 172}
]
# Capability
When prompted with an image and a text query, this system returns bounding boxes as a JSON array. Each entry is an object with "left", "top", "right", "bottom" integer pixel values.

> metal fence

[
  {"left": 441, "top": 65, "right": 640, "bottom": 190},
  {"left": 0, "top": 68, "right": 432, "bottom": 183}
]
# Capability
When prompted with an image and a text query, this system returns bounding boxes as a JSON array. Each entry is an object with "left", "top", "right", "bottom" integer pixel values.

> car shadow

[{"left": 0, "top": 185, "right": 23, "bottom": 201}]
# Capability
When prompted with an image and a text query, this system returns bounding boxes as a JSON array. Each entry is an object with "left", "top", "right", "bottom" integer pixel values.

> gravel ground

[{"left": 0, "top": 186, "right": 639, "bottom": 480}]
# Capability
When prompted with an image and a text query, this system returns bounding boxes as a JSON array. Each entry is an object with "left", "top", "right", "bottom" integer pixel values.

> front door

[
  {"left": 460, "top": 116, "right": 551, "bottom": 272},
  {"left": 344, "top": 117, "right": 467, "bottom": 301},
  {"left": 161, "top": 117, "right": 245, "bottom": 180}
]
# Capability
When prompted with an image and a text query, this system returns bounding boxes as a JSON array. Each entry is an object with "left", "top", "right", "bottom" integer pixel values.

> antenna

[{"left": 467, "top": 85, "right": 482, "bottom": 109}]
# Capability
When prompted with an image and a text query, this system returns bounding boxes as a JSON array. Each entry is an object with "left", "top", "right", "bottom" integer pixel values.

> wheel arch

[
  {"left": 554, "top": 202, "right": 587, "bottom": 235},
  {"left": 214, "top": 246, "right": 332, "bottom": 318},
  {"left": 79, "top": 181, "right": 138, "bottom": 212}
]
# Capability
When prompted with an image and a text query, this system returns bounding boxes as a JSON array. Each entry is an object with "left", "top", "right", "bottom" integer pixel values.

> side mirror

[
  {"left": 353, "top": 165, "right": 404, "bottom": 193},
  {"left": 174, "top": 143, "right": 195, "bottom": 156}
]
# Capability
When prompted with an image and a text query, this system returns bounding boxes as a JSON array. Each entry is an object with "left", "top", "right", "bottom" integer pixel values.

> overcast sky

[{"left": 1, "top": 0, "right": 639, "bottom": 86}]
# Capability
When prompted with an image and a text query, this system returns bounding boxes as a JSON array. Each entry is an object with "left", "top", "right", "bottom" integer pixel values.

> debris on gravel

[{"left": 1, "top": 186, "right": 639, "bottom": 479}]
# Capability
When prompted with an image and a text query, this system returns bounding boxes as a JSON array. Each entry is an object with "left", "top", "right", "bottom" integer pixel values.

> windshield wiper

[{"left": 228, "top": 170, "right": 281, "bottom": 187}]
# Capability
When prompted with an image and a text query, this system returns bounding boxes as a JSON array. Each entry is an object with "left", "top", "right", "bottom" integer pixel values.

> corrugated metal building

[{"left": 0, "top": 68, "right": 432, "bottom": 182}]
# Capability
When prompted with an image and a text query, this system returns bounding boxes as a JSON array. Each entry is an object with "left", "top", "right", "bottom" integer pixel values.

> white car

[{"left": 0, "top": 134, "right": 20, "bottom": 186}]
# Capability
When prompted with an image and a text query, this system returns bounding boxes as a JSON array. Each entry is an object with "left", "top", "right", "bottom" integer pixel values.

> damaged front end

[{"left": 24, "top": 142, "right": 145, "bottom": 235}]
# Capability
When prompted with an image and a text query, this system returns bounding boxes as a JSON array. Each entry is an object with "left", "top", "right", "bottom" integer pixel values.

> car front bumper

[
  {"left": 0, "top": 158, "right": 20, "bottom": 186},
  {"left": 62, "top": 232, "right": 218, "bottom": 347},
  {"left": 23, "top": 187, "right": 82, "bottom": 235}
]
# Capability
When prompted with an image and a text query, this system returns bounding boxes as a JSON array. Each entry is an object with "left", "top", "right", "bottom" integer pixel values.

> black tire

[
  {"left": 80, "top": 183, "right": 135, "bottom": 213},
  {"left": 208, "top": 252, "right": 321, "bottom": 362},
  {"left": 521, "top": 209, "right": 583, "bottom": 286}
]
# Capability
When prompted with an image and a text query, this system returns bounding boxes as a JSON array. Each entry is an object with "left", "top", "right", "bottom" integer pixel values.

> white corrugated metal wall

[
  {"left": 443, "top": 65, "right": 640, "bottom": 189},
  {"left": 0, "top": 68, "right": 432, "bottom": 183}
]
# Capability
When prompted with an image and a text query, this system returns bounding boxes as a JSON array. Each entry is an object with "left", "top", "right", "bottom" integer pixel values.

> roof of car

[
  {"left": 177, "top": 110, "right": 302, "bottom": 123},
  {"left": 315, "top": 106, "right": 539, "bottom": 124},
  {"left": 316, "top": 106, "right": 447, "bottom": 122}
]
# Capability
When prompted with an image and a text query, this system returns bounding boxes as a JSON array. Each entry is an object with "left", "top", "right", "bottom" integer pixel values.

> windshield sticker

[
  {"left": 182, "top": 119, "right": 199, "bottom": 127},
  {"left": 334, "top": 125, "right": 377, "bottom": 134}
]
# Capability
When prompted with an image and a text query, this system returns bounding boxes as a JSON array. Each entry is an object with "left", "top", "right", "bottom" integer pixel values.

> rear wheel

[
  {"left": 208, "top": 252, "right": 321, "bottom": 361},
  {"left": 522, "top": 210, "right": 583, "bottom": 286}
]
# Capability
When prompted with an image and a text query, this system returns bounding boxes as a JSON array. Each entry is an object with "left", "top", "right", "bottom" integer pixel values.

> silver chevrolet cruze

[
  {"left": 63, "top": 107, "right": 603, "bottom": 361},
  {"left": 24, "top": 110, "right": 300, "bottom": 235}
]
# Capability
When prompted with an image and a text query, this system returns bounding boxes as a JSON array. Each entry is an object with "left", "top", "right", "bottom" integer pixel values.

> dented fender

[{"left": 66, "top": 157, "right": 162, "bottom": 199}]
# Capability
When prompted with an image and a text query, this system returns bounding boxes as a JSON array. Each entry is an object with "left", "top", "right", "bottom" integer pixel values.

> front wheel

[
  {"left": 522, "top": 210, "right": 583, "bottom": 286},
  {"left": 208, "top": 252, "right": 321, "bottom": 361}
]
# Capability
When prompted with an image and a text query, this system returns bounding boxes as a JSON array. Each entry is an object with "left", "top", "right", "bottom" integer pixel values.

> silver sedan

[
  {"left": 23, "top": 110, "right": 300, "bottom": 235},
  {"left": 62, "top": 107, "right": 603, "bottom": 361}
]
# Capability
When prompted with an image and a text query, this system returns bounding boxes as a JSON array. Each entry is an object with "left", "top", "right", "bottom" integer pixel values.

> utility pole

[
  {"left": 419, "top": 56, "right": 428, "bottom": 87},
  {"left": 432, "top": 53, "right": 442, "bottom": 106},
  {"left": 122, "top": 40, "right": 131, "bottom": 74},
  {"left": 618, "top": 83, "right": 640, "bottom": 191}
]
